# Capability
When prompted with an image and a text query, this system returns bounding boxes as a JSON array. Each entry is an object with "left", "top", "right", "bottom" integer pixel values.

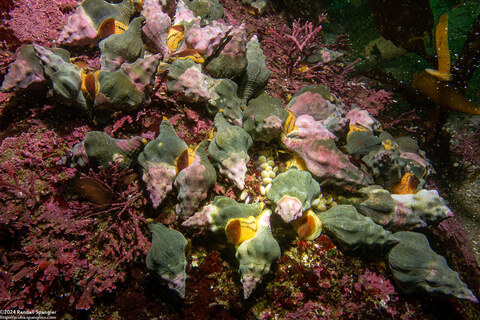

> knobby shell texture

[
  {"left": 240, "top": 35, "right": 271, "bottom": 105},
  {"left": 206, "top": 78, "right": 243, "bottom": 126},
  {"left": 205, "top": 23, "right": 247, "bottom": 79},
  {"left": 1, "top": 44, "right": 65, "bottom": 92},
  {"left": 141, "top": 0, "right": 171, "bottom": 58},
  {"left": 33, "top": 44, "right": 87, "bottom": 108},
  {"left": 99, "top": 16, "right": 146, "bottom": 72},
  {"left": 57, "top": 0, "right": 137, "bottom": 46},
  {"left": 283, "top": 114, "right": 372, "bottom": 188},
  {"left": 343, "top": 185, "right": 453, "bottom": 230},
  {"left": 243, "top": 93, "right": 289, "bottom": 143},
  {"left": 183, "top": 196, "right": 263, "bottom": 232}
]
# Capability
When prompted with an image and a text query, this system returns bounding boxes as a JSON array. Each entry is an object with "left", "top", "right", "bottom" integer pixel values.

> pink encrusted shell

[
  {"left": 173, "top": 66, "right": 211, "bottom": 102},
  {"left": 57, "top": 7, "right": 98, "bottom": 46},
  {"left": 173, "top": 0, "right": 199, "bottom": 25},
  {"left": 283, "top": 114, "right": 372, "bottom": 188},
  {"left": 141, "top": 0, "right": 171, "bottom": 59},
  {"left": 174, "top": 141, "right": 217, "bottom": 218},
  {"left": 1, "top": 45, "right": 46, "bottom": 92},
  {"left": 184, "top": 21, "right": 232, "bottom": 58},
  {"left": 345, "top": 107, "right": 381, "bottom": 131},
  {"left": 143, "top": 164, "right": 177, "bottom": 208}
]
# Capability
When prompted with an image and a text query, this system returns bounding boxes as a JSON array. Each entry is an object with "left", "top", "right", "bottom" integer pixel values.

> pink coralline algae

[
  {"left": 7, "top": 0, "right": 75, "bottom": 45},
  {"left": 263, "top": 16, "right": 325, "bottom": 79},
  {"left": 173, "top": 65, "right": 211, "bottom": 102}
]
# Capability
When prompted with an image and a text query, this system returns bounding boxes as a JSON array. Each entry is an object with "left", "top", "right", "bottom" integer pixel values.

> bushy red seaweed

[
  {"left": 262, "top": 17, "right": 393, "bottom": 114},
  {"left": 0, "top": 119, "right": 150, "bottom": 312}
]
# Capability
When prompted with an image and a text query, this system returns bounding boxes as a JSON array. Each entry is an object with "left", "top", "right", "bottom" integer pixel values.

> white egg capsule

[
  {"left": 261, "top": 170, "right": 269, "bottom": 179},
  {"left": 265, "top": 165, "right": 272, "bottom": 172},
  {"left": 273, "top": 166, "right": 279, "bottom": 173},
  {"left": 267, "top": 160, "right": 275, "bottom": 167},
  {"left": 265, "top": 183, "right": 272, "bottom": 194},
  {"left": 324, "top": 195, "right": 333, "bottom": 204},
  {"left": 260, "top": 185, "right": 266, "bottom": 195},
  {"left": 240, "top": 190, "right": 248, "bottom": 201},
  {"left": 258, "top": 155, "right": 267, "bottom": 164},
  {"left": 315, "top": 203, "right": 327, "bottom": 212},
  {"left": 311, "top": 198, "right": 321, "bottom": 207},
  {"left": 269, "top": 171, "right": 276, "bottom": 179},
  {"left": 260, "top": 163, "right": 269, "bottom": 170},
  {"left": 263, "top": 177, "right": 272, "bottom": 185}
]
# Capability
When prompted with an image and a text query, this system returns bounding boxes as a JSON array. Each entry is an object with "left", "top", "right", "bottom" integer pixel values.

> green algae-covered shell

[
  {"left": 1, "top": 44, "right": 69, "bottom": 93},
  {"left": 33, "top": 45, "right": 87, "bottom": 109},
  {"left": 387, "top": 231, "right": 477, "bottom": 302},
  {"left": 208, "top": 113, "right": 253, "bottom": 189},
  {"left": 184, "top": 0, "right": 225, "bottom": 25},
  {"left": 94, "top": 69, "right": 145, "bottom": 122},
  {"left": 138, "top": 120, "right": 188, "bottom": 208},
  {"left": 239, "top": 35, "right": 270, "bottom": 105},
  {"left": 236, "top": 210, "right": 280, "bottom": 298},
  {"left": 207, "top": 78, "right": 243, "bottom": 127},
  {"left": 138, "top": 120, "right": 188, "bottom": 170},
  {"left": 81, "top": 0, "right": 136, "bottom": 30},
  {"left": 341, "top": 185, "right": 427, "bottom": 231},
  {"left": 83, "top": 131, "right": 145, "bottom": 169},
  {"left": 243, "top": 93, "right": 289, "bottom": 142},
  {"left": 267, "top": 168, "right": 321, "bottom": 222},
  {"left": 212, "top": 201, "right": 263, "bottom": 232},
  {"left": 146, "top": 221, "right": 188, "bottom": 298},
  {"left": 99, "top": 16, "right": 146, "bottom": 71},
  {"left": 317, "top": 205, "right": 398, "bottom": 252}
]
